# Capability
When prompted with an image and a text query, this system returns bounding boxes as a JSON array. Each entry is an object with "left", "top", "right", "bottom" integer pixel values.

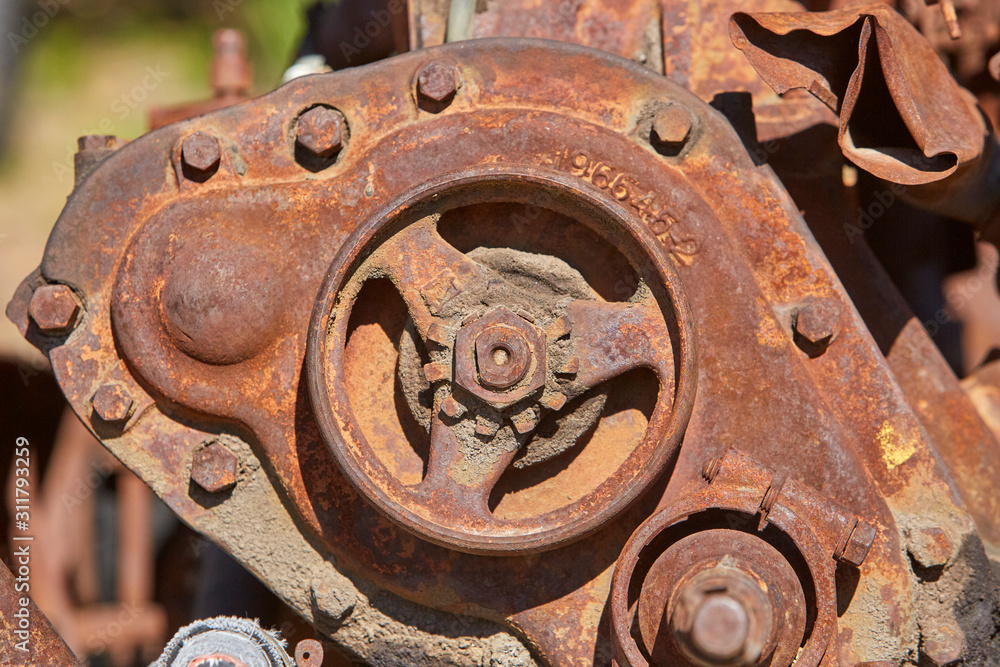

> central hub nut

[
  {"left": 669, "top": 567, "right": 776, "bottom": 666},
  {"left": 454, "top": 307, "right": 546, "bottom": 409},
  {"left": 475, "top": 325, "right": 531, "bottom": 389}
]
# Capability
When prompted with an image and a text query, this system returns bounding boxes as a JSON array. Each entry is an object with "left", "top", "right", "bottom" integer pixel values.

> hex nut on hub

[
  {"left": 475, "top": 325, "right": 532, "bottom": 389},
  {"left": 454, "top": 307, "right": 547, "bottom": 409},
  {"left": 191, "top": 441, "right": 238, "bottom": 493},
  {"left": 28, "top": 284, "right": 81, "bottom": 333}
]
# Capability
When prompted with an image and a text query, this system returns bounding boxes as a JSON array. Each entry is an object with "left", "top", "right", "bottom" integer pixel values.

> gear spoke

[
  {"left": 415, "top": 405, "right": 525, "bottom": 522},
  {"left": 371, "top": 215, "right": 486, "bottom": 340},
  {"left": 562, "top": 292, "right": 675, "bottom": 399},
  {"left": 309, "top": 170, "right": 694, "bottom": 553}
]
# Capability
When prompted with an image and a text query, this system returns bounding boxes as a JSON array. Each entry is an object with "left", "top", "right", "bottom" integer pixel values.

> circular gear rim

[{"left": 306, "top": 165, "right": 697, "bottom": 555}]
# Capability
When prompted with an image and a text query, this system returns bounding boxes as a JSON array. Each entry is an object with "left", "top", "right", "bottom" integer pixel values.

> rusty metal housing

[{"left": 8, "top": 1, "right": 1000, "bottom": 665}]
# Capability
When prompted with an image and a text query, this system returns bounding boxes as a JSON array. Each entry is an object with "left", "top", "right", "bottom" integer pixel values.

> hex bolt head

[
  {"left": 417, "top": 62, "right": 458, "bottom": 106},
  {"left": 181, "top": 131, "right": 222, "bottom": 178},
  {"left": 191, "top": 441, "right": 238, "bottom": 493},
  {"left": 541, "top": 391, "right": 567, "bottom": 411},
  {"left": 909, "top": 526, "right": 955, "bottom": 569},
  {"left": 795, "top": 304, "right": 834, "bottom": 344},
  {"left": 922, "top": 620, "right": 965, "bottom": 666},
  {"left": 28, "top": 284, "right": 81, "bottom": 334},
  {"left": 793, "top": 302, "right": 837, "bottom": 357},
  {"left": 92, "top": 383, "right": 135, "bottom": 424},
  {"left": 311, "top": 578, "right": 356, "bottom": 625},
  {"left": 836, "top": 519, "right": 876, "bottom": 567},
  {"left": 511, "top": 408, "right": 539, "bottom": 435},
  {"left": 440, "top": 394, "right": 466, "bottom": 419},
  {"left": 296, "top": 106, "right": 345, "bottom": 159},
  {"left": 651, "top": 105, "right": 693, "bottom": 149}
]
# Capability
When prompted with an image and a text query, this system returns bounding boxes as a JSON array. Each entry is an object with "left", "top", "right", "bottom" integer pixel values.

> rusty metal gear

[
  {"left": 395, "top": 246, "right": 611, "bottom": 469},
  {"left": 306, "top": 168, "right": 696, "bottom": 554}
]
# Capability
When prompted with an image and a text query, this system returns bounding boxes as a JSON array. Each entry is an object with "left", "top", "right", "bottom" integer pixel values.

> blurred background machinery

[{"left": 3, "top": 1, "right": 1000, "bottom": 666}]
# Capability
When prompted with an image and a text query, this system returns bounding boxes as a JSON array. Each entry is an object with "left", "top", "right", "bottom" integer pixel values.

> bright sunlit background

[{"left": 0, "top": 0, "right": 311, "bottom": 365}]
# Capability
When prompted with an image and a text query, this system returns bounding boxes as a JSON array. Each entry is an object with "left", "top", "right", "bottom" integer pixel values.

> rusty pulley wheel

[
  {"left": 633, "top": 530, "right": 806, "bottom": 666},
  {"left": 307, "top": 166, "right": 696, "bottom": 554},
  {"left": 611, "top": 487, "right": 842, "bottom": 667}
]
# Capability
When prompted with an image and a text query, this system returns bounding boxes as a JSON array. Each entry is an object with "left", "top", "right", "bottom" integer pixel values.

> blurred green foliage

[{"left": 21, "top": 0, "right": 319, "bottom": 95}]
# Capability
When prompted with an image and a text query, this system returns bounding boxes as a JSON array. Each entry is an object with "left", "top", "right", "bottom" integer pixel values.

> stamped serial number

[{"left": 543, "top": 149, "right": 699, "bottom": 264}]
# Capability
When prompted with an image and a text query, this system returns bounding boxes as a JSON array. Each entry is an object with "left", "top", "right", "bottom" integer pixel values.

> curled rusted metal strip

[{"left": 730, "top": 5, "right": 986, "bottom": 186}]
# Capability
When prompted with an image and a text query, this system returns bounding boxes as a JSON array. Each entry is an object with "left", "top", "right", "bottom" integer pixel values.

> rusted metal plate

[
  {"left": 470, "top": 0, "right": 660, "bottom": 64},
  {"left": 411, "top": 0, "right": 660, "bottom": 67},
  {"left": 0, "top": 558, "right": 81, "bottom": 665},
  {"left": 661, "top": 0, "right": 811, "bottom": 103},
  {"left": 8, "top": 35, "right": 999, "bottom": 666},
  {"left": 750, "top": 83, "right": 1000, "bottom": 666}
]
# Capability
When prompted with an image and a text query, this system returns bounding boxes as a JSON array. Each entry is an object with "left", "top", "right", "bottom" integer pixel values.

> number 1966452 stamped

[{"left": 541, "top": 149, "right": 700, "bottom": 265}]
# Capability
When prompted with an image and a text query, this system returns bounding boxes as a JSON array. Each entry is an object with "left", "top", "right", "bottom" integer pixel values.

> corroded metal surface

[
  {"left": 0, "top": 558, "right": 81, "bottom": 665},
  {"left": 7, "top": 19, "right": 1000, "bottom": 667},
  {"left": 636, "top": 529, "right": 806, "bottom": 666},
  {"left": 731, "top": 5, "right": 986, "bottom": 184},
  {"left": 411, "top": 0, "right": 662, "bottom": 67},
  {"left": 611, "top": 449, "right": 877, "bottom": 667},
  {"left": 308, "top": 170, "right": 695, "bottom": 554}
]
